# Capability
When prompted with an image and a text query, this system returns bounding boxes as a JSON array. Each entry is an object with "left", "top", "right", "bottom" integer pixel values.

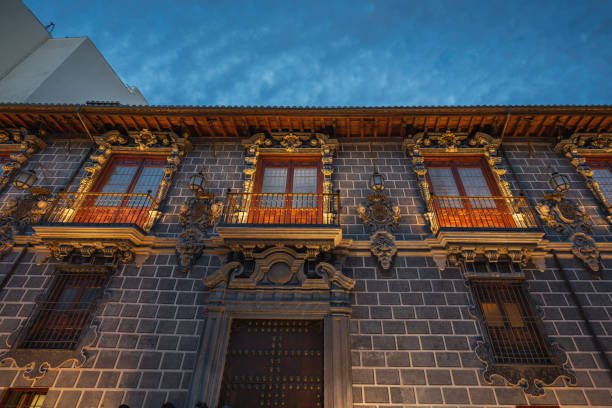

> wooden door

[
  {"left": 219, "top": 319, "right": 324, "bottom": 408},
  {"left": 251, "top": 156, "right": 322, "bottom": 224}
]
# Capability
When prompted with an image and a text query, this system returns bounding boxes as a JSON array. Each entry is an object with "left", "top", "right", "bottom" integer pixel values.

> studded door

[{"left": 219, "top": 319, "right": 324, "bottom": 408}]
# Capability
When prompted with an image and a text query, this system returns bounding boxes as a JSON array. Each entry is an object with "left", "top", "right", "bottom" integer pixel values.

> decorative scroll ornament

[
  {"left": 467, "top": 279, "right": 576, "bottom": 396},
  {"left": 555, "top": 132, "right": 612, "bottom": 222},
  {"left": 77, "top": 129, "right": 191, "bottom": 231},
  {"left": 357, "top": 189, "right": 401, "bottom": 275},
  {"left": 204, "top": 246, "right": 354, "bottom": 291},
  {"left": 242, "top": 132, "right": 338, "bottom": 194},
  {"left": 440, "top": 246, "right": 545, "bottom": 273},
  {"left": 176, "top": 194, "right": 223, "bottom": 272},
  {"left": 0, "top": 128, "right": 46, "bottom": 192},
  {"left": 0, "top": 187, "right": 53, "bottom": 257},
  {"left": 536, "top": 191, "right": 601, "bottom": 277},
  {"left": 0, "top": 265, "right": 112, "bottom": 379}
]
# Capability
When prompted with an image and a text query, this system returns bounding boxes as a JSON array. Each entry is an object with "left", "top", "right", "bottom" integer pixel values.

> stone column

[
  {"left": 187, "top": 310, "right": 231, "bottom": 408},
  {"left": 324, "top": 313, "right": 353, "bottom": 408}
]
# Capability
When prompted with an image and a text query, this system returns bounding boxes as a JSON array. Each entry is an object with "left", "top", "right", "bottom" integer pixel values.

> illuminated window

[
  {"left": 0, "top": 389, "right": 46, "bottom": 408},
  {"left": 249, "top": 155, "right": 322, "bottom": 223},
  {"left": 587, "top": 157, "right": 612, "bottom": 202},
  {"left": 20, "top": 271, "right": 108, "bottom": 350},
  {"left": 425, "top": 156, "right": 516, "bottom": 228},
  {"left": 471, "top": 279, "right": 552, "bottom": 365}
]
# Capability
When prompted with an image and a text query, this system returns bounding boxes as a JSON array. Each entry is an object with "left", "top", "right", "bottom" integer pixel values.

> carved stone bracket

[
  {"left": 37, "top": 240, "right": 146, "bottom": 266},
  {"left": 434, "top": 246, "right": 545, "bottom": 273},
  {"left": 536, "top": 192, "right": 601, "bottom": 276},
  {"left": 176, "top": 194, "right": 224, "bottom": 272},
  {"left": 0, "top": 264, "right": 112, "bottom": 379},
  {"left": 357, "top": 190, "right": 401, "bottom": 275},
  {"left": 0, "top": 128, "right": 47, "bottom": 192},
  {"left": 0, "top": 187, "right": 53, "bottom": 257},
  {"left": 241, "top": 132, "right": 338, "bottom": 194},
  {"left": 467, "top": 278, "right": 576, "bottom": 396},
  {"left": 76, "top": 129, "right": 191, "bottom": 231},
  {"left": 403, "top": 130, "right": 513, "bottom": 233},
  {"left": 555, "top": 132, "right": 612, "bottom": 222}
]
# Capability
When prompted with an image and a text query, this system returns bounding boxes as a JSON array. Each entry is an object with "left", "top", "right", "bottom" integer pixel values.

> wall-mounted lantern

[
  {"left": 189, "top": 170, "right": 208, "bottom": 197},
  {"left": 549, "top": 171, "right": 570, "bottom": 195},
  {"left": 369, "top": 170, "right": 385, "bottom": 193},
  {"left": 12, "top": 169, "right": 37, "bottom": 190}
]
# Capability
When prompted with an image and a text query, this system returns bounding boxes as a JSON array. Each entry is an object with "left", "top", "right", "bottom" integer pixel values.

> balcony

[
  {"left": 216, "top": 192, "right": 342, "bottom": 246},
  {"left": 426, "top": 195, "right": 543, "bottom": 245},
  {"left": 32, "top": 192, "right": 162, "bottom": 246}
]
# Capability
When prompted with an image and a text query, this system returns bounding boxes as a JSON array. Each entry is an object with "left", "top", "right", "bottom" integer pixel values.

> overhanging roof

[{"left": 0, "top": 103, "right": 611, "bottom": 140}]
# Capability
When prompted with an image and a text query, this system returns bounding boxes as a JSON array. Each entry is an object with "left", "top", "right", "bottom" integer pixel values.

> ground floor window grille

[
  {"left": 19, "top": 271, "right": 107, "bottom": 350},
  {"left": 471, "top": 279, "right": 552, "bottom": 365},
  {"left": 0, "top": 388, "right": 46, "bottom": 408},
  {"left": 219, "top": 319, "right": 324, "bottom": 408}
]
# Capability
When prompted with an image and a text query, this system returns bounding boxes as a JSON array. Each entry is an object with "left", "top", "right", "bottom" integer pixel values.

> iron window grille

[
  {"left": 19, "top": 270, "right": 108, "bottom": 350},
  {"left": 470, "top": 279, "right": 553, "bottom": 365},
  {"left": 0, "top": 388, "right": 47, "bottom": 408}
]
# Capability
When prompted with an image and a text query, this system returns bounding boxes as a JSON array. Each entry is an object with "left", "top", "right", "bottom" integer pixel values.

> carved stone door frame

[{"left": 187, "top": 248, "right": 354, "bottom": 408}]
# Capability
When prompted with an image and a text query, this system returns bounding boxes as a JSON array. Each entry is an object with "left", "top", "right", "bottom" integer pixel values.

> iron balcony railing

[
  {"left": 426, "top": 195, "right": 540, "bottom": 233},
  {"left": 45, "top": 191, "right": 159, "bottom": 230},
  {"left": 220, "top": 192, "right": 340, "bottom": 226}
]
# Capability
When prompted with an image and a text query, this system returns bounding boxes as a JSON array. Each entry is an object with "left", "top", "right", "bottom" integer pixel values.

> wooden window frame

[
  {"left": 471, "top": 279, "right": 552, "bottom": 365},
  {"left": 19, "top": 270, "right": 109, "bottom": 350},
  {"left": 424, "top": 156, "right": 517, "bottom": 229},
  {"left": 254, "top": 155, "right": 323, "bottom": 195},
  {"left": 92, "top": 154, "right": 167, "bottom": 195},
  {"left": 0, "top": 388, "right": 48, "bottom": 408}
]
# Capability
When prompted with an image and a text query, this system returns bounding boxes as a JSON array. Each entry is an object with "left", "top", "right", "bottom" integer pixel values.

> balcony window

[
  {"left": 222, "top": 155, "right": 339, "bottom": 226},
  {"left": 471, "top": 279, "right": 552, "bottom": 365},
  {"left": 46, "top": 155, "right": 165, "bottom": 229},
  {"left": 19, "top": 270, "right": 107, "bottom": 350},
  {"left": 425, "top": 157, "right": 537, "bottom": 231},
  {"left": 0, "top": 389, "right": 47, "bottom": 408},
  {"left": 587, "top": 157, "right": 612, "bottom": 203}
]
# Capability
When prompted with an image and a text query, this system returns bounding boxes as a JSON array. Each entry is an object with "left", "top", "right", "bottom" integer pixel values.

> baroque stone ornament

[
  {"left": 357, "top": 187, "right": 401, "bottom": 275},
  {"left": 536, "top": 189, "right": 601, "bottom": 277},
  {"left": 38, "top": 240, "right": 139, "bottom": 266},
  {"left": 0, "top": 187, "right": 53, "bottom": 257},
  {"left": 0, "top": 265, "right": 112, "bottom": 379},
  {"left": 242, "top": 132, "right": 338, "bottom": 194},
  {"left": 0, "top": 128, "right": 47, "bottom": 192},
  {"left": 176, "top": 192, "right": 223, "bottom": 272},
  {"left": 555, "top": 132, "right": 612, "bottom": 222},
  {"left": 76, "top": 129, "right": 191, "bottom": 231}
]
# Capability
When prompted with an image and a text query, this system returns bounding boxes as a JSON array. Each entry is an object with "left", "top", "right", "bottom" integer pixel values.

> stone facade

[{"left": 0, "top": 114, "right": 610, "bottom": 408}]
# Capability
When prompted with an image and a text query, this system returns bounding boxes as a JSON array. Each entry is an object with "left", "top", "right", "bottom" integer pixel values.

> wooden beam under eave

[
  {"left": 10, "top": 113, "right": 29, "bottom": 129},
  {"left": 229, "top": 116, "right": 240, "bottom": 137},
  {"left": 188, "top": 117, "right": 204, "bottom": 138},
  {"left": 536, "top": 116, "right": 557, "bottom": 138},
  {"left": 39, "top": 114, "right": 64, "bottom": 134},
  {"left": 582, "top": 115, "right": 598, "bottom": 132},
  {"left": 596, "top": 116, "right": 612, "bottom": 132},
  {"left": 58, "top": 114, "right": 80, "bottom": 135}
]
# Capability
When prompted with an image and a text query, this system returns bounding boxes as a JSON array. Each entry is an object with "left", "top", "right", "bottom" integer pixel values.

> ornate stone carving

[
  {"left": 370, "top": 231, "right": 397, "bottom": 272},
  {"left": 176, "top": 193, "right": 223, "bottom": 272},
  {"left": 0, "top": 128, "right": 46, "bottom": 192},
  {"left": 38, "top": 240, "right": 138, "bottom": 266},
  {"left": 437, "top": 246, "right": 544, "bottom": 273},
  {"left": 555, "top": 132, "right": 612, "bottom": 222},
  {"left": 76, "top": 129, "right": 191, "bottom": 231},
  {"left": 0, "top": 264, "right": 112, "bottom": 379},
  {"left": 205, "top": 246, "right": 354, "bottom": 291},
  {"left": 403, "top": 130, "right": 514, "bottom": 233},
  {"left": 536, "top": 190, "right": 601, "bottom": 276},
  {"left": 242, "top": 132, "right": 338, "bottom": 194},
  {"left": 0, "top": 187, "right": 53, "bottom": 257},
  {"left": 467, "top": 278, "right": 576, "bottom": 396},
  {"left": 357, "top": 186, "right": 401, "bottom": 275}
]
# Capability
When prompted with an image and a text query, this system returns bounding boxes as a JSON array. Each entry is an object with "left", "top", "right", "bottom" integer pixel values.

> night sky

[{"left": 24, "top": 0, "right": 612, "bottom": 106}]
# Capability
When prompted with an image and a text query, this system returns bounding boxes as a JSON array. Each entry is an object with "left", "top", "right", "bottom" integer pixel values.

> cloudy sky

[{"left": 25, "top": 0, "right": 612, "bottom": 107}]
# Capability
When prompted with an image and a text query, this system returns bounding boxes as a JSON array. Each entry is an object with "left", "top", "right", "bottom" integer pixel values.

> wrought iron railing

[
  {"left": 426, "top": 195, "right": 540, "bottom": 233},
  {"left": 45, "top": 191, "right": 159, "bottom": 230},
  {"left": 220, "top": 192, "right": 340, "bottom": 226}
]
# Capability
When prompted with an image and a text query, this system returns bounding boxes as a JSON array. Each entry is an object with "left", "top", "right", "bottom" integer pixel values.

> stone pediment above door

[{"left": 204, "top": 246, "right": 354, "bottom": 292}]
